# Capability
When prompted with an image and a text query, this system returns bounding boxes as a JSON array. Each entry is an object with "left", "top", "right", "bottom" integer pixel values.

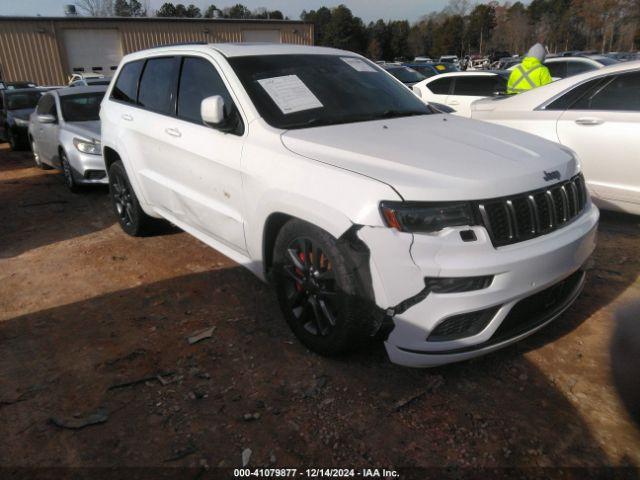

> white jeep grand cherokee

[{"left": 101, "top": 43, "right": 599, "bottom": 367}]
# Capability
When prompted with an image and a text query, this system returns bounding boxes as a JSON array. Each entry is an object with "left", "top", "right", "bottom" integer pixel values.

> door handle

[
  {"left": 165, "top": 127, "right": 181, "bottom": 138},
  {"left": 575, "top": 117, "right": 603, "bottom": 126},
  {"left": 448, "top": 100, "right": 459, "bottom": 105},
  {"left": 121, "top": 114, "right": 133, "bottom": 121}
]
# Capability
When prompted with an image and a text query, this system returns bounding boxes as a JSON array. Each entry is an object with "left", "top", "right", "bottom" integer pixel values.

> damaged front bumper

[{"left": 357, "top": 202, "right": 599, "bottom": 367}]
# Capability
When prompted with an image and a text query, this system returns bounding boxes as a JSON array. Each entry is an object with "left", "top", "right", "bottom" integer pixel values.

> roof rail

[{"left": 149, "top": 41, "right": 209, "bottom": 49}]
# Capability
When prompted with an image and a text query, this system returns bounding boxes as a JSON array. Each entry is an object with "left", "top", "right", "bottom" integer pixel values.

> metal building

[{"left": 0, "top": 16, "right": 314, "bottom": 86}]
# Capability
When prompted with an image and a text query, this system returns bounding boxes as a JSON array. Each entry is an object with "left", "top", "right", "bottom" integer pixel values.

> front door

[
  {"left": 131, "top": 54, "right": 247, "bottom": 254},
  {"left": 169, "top": 55, "right": 247, "bottom": 253},
  {"left": 556, "top": 70, "right": 640, "bottom": 210}
]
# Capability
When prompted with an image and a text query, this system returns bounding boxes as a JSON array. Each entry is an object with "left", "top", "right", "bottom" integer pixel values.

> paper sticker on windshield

[
  {"left": 341, "top": 57, "right": 376, "bottom": 72},
  {"left": 257, "top": 75, "right": 323, "bottom": 115},
  {"left": 436, "top": 64, "right": 446, "bottom": 71}
]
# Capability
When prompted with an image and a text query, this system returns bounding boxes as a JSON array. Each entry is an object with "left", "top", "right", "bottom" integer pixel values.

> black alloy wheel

[
  {"left": 60, "top": 150, "right": 79, "bottom": 192},
  {"left": 273, "top": 219, "right": 367, "bottom": 356},
  {"left": 108, "top": 160, "right": 160, "bottom": 236},
  {"left": 281, "top": 236, "right": 338, "bottom": 337},
  {"left": 111, "top": 168, "right": 135, "bottom": 228}
]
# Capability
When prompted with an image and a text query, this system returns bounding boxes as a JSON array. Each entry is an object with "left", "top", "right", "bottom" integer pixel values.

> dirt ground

[{"left": 1, "top": 143, "right": 639, "bottom": 477}]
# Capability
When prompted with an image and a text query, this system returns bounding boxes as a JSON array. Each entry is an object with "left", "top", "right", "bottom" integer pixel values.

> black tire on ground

[
  {"left": 60, "top": 150, "right": 81, "bottom": 193},
  {"left": 272, "top": 219, "right": 368, "bottom": 356},
  {"left": 30, "top": 138, "right": 43, "bottom": 168},
  {"left": 108, "top": 160, "right": 159, "bottom": 237},
  {"left": 8, "top": 129, "right": 23, "bottom": 151}
]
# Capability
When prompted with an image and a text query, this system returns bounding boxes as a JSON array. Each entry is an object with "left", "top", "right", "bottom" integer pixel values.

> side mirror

[
  {"left": 38, "top": 114, "right": 56, "bottom": 124},
  {"left": 201, "top": 95, "right": 226, "bottom": 128}
]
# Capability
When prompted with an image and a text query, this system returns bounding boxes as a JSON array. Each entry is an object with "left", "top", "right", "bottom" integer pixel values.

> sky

[{"left": 0, "top": 0, "right": 454, "bottom": 23}]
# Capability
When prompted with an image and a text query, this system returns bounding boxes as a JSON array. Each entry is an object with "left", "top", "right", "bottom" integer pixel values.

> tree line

[
  {"left": 303, "top": 0, "right": 639, "bottom": 59},
  {"left": 75, "top": 0, "right": 639, "bottom": 58}
]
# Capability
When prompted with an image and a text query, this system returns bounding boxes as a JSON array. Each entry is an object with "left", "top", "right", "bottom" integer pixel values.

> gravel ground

[{"left": 1, "top": 144, "right": 639, "bottom": 477}]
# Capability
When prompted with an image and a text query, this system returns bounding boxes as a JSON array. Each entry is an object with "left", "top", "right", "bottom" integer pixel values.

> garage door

[
  {"left": 62, "top": 29, "right": 123, "bottom": 76},
  {"left": 242, "top": 30, "right": 281, "bottom": 43}
]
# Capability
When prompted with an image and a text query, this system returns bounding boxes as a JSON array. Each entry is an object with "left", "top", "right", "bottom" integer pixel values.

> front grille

[
  {"left": 427, "top": 306, "right": 500, "bottom": 342},
  {"left": 477, "top": 174, "right": 587, "bottom": 247}
]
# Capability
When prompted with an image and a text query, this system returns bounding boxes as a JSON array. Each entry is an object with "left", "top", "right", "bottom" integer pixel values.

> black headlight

[{"left": 380, "top": 201, "right": 477, "bottom": 233}]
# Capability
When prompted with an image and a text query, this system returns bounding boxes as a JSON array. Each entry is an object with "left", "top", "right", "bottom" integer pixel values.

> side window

[
  {"left": 545, "top": 77, "right": 605, "bottom": 110},
  {"left": 111, "top": 60, "right": 144, "bottom": 104},
  {"left": 566, "top": 61, "right": 596, "bottom": 77},
  {"left": 427, "top": 77, "right": 453, "bottom": 95},
  {"left": 572, "top": 71, "right": 640, "bottom": 111},
  {"left": 138, "top": 57, "right": 180, "bottom": 115},
  {"left": 452, "top": 76, "right": 500, "bottom": 96},
  {"left": 546, "top": 61, "right": 567, "bottom": 79},
  {"left": 36, "top": 94, "right": 56, "bottom": 115},
  {"left": 177, "top": 57, "right": 244, "bottom": 134}
]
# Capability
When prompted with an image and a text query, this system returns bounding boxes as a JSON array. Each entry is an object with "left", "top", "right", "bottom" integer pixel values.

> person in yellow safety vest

[{"left": 507, "top": 43, "right": 553, "bottom": 94}]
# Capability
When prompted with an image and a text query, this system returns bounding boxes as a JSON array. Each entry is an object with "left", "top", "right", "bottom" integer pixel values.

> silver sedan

[{"left": 28, "top": 85, "right": 107, "bottom": 192}]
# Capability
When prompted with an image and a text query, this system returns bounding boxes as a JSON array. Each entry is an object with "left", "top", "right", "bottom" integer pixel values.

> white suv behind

[{"left": 101, "top": 44, "right": 599, "bottom": 367}]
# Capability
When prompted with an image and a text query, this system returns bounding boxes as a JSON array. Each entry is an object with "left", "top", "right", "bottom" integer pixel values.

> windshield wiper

[{"left": 378, "top": 109, "right": 429, "bottom": 119}]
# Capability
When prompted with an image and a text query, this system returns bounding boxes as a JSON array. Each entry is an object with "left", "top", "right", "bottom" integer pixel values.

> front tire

[
  {"left": 31, "top": 139, "right": 52, "bottom": 170},
  {"left": 273, "top": 219, "right": 367, "bottom": 356},
  {"left": 60, "top": 150, "right": 81, "bottom": 192},
  {"left": 108, "top": 160, "right": 158, "bottom": 236}
]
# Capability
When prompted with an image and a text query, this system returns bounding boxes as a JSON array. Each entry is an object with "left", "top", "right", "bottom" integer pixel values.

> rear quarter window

[
  {"left": 427, "top": 77, "right": 453, "bottom": 95},
  {"left": 111, "top": 60, "right": 144, "bottom": 104},
  {"left": 452, "top": 76, "right": 501, "bottom": 96}
]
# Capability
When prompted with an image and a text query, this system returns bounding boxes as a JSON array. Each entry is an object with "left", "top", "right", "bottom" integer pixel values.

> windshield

[
  {"left": 228, "top": 54, "right": 432, "bottom": 130},
  {"left": 60, "top": 92, "right": 104, "bottom": 122},
  {"left": 386, "top": 66, "right": 426, "bottom": 84},
  {"left": 5, "top": 91, "right": 42, "bottom": 110}
]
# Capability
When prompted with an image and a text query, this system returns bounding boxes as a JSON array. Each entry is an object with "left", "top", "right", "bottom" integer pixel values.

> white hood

[{"left": 281, "top": 114, "right": 577, "bottom": 201}]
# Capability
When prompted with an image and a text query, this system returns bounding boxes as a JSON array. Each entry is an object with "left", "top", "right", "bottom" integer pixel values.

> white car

[
  {"left": 101, "top": 43, "right": 598, "bottom": 367},
  {"left": 69, "top": 77, "right": 112, "bottom": 88},
  {"left": 472, "top": 61, "right": 640, "bottom": 215},
  {"left": 28, "top": 86, "right": 108, "bottom": 191},
  {"left": 412, "top": 71, "right": 509, "bottom": 116}
]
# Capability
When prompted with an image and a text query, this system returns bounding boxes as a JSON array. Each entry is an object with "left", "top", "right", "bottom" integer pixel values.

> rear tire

[
  {"left": 108, "top": 160, "right": 158, "bottom": 236},
  {"left": 272, "top": 219, "right": 368, "bottom": 356}
]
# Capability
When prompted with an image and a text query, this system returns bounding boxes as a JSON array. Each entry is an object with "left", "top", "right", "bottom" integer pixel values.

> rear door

[
  {"left": 122, "top": 56, "right": 182, "bottom": 213},
  {"left": 556, "top": 70, "right": 640, "bottom": 210}
]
